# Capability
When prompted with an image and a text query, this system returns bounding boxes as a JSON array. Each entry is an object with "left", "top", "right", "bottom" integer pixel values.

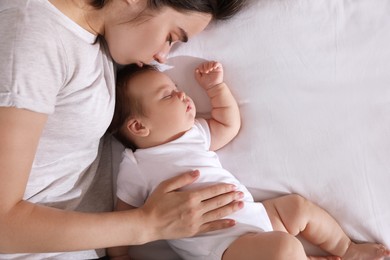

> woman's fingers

[
  {"left": 155, "top": 170, "right": 200, "bottom": 193},
  {"left": 158, "top": 173, "right": 242, "bottom": 219},
  {"left": 201, "top": 199, "right": 244, "bottom": 225},
  {"left": 190, "top": 184, "right": 244, "bottom": 234},
  {"left": 156, "top": 171, "right": 239, "bottom": 202},
  {"left": 198, "top": 200, "right": 243, "bottom": 234},
  {"left": 144, "top": 171, "right": 244, "bottom": 240},
  {"left": 199, "top": 188, "right": 244, "bottom": 214},
  {"left": 196, "top": 182, "right": 238, "bottom": 201},
  {"left": 198, "top": 218, "right": 236, "bottom": 234}
]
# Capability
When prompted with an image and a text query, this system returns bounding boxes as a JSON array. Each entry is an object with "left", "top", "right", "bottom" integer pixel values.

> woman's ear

[{"left": 127, "top": 118, "right": 150, "bottom": 137}]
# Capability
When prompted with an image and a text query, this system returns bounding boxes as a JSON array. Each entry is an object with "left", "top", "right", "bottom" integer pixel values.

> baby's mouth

[{"left": 186, "top": 102, "right": 192, "bottom": 112}]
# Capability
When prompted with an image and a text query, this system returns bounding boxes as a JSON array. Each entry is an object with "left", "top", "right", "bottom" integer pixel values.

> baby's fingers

[
  {"left": 197, "top": 61, "right": 220, "bottom": 74},
  {"left": 210, "top": 61, "right": 222, "bottom": 71},
  {"left": 205, "top": 61, "right": 216, "bottom": 72},
  {"left": 200, "top": 62, "right": 212, "bottom": 73}
]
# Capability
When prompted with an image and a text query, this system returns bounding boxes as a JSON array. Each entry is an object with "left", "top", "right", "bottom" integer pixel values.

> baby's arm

[{"left": 195, "top": 61, "right": 240, "bottom": 151}]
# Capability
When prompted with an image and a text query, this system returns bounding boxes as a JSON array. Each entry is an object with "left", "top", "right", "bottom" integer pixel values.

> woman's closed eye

[{"left": 167, "top": 34, "right": 173, "bottom": 46}]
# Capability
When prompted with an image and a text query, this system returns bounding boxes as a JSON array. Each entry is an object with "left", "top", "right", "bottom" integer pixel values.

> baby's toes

[{"left": 375, "top": 244, "right": 390, "bottom": 258}]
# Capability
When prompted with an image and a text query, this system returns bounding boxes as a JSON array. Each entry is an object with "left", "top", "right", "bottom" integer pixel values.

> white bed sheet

[{"left": 111, "top": 0, "right": 390, "bottom": 258}]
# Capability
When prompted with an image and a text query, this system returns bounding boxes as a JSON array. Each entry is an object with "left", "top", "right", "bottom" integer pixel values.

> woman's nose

[{"left": 153, "top": 43, "right": 172, "bottom": 64}]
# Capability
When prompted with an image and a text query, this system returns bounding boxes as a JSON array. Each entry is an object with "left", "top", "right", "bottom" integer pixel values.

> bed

[{"left": 111, "top": 0, "right": 390, "bottom": 258}]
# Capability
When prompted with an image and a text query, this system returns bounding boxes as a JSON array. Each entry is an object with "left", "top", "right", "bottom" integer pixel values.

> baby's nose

[{"left": 177, "top": 91, "right": 186, "bottom": 100}]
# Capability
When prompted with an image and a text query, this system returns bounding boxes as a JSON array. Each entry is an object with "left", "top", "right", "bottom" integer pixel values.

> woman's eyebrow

[{"left": 179, "top": 28, "right": 188, "bottom": 43}]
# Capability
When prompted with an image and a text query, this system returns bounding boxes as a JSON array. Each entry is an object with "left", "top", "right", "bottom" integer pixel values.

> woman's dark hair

[
  {"left": 89, "top": 0, "right": 246, "bottom": 20},
  {"left": 107, "top": 64, "right": 158, "bottom": 149}
]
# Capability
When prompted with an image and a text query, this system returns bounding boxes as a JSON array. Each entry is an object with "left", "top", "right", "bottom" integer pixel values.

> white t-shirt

[
  {"left": 0, "top": 0, "right": 115, "bottom": 258},
  {"left": 117, "top": 119, "right": 273, "bottom": 260}
]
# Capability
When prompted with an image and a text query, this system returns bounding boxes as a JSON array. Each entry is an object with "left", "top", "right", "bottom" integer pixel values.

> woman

[{"left": 0, "top": 0, "right": 245, "bottom": 258}]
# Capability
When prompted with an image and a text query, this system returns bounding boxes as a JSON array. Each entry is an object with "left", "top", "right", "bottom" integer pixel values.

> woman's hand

[{"left": 139, "top": 170, "right": 243, "bottom": 242}]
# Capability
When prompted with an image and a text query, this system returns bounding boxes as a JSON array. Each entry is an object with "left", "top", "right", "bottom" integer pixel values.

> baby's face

[{"left": 130, "top": 70, "right": 196, "bottom": 143}]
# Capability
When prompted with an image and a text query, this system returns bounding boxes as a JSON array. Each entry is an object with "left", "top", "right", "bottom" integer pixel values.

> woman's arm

[
  {"left": 0, "top": 107, "right": 242, "bottom": 253},
  {"left": 107, "top": 199, "right": 136, "bottom": 260},
  {"left": 195, "top": 61, "right": 241, "bottom": 151},
  {"left": 0, "top": 107, "right": 143, "bottom": 252}
]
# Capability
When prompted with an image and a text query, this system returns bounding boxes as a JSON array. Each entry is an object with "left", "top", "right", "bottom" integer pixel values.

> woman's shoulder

[
  {"left": 1, "top": 0, "right": 95, "bottom": 49},
  {"left": 0, "top": 1, "right": 64, "bottom": 55},
  {"left": 1, "top": 1, "right": 56, "bottom": 31}
]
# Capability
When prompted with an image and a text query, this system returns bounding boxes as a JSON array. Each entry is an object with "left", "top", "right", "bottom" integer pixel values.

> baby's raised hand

[{"left": 195, "top": 61, "right": 224, "bottom": 90}]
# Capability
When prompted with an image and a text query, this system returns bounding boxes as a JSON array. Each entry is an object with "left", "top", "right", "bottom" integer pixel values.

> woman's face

[{"left": 104, "top": 6, "right": 212, "bottom": 65}]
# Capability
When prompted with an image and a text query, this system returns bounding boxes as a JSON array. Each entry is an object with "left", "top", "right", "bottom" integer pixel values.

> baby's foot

[{"left": 342, "top": 242, "right": 390, "bottom": 260}]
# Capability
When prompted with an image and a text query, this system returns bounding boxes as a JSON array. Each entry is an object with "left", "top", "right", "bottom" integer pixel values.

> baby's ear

[{"left": 127, "top": 118, "right": 150, "bottom": 137}]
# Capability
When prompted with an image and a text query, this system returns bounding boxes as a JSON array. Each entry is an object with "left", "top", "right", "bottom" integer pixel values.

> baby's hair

[{"left": 108, "top": 64, "right": 158, "bottom": 149}]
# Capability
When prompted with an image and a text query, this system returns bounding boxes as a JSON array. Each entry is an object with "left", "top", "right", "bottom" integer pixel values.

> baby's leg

[
  {"left": 222, "top": 231, "right": 307, "bottom": 260},
  {"left": 222, "top": 231, "right": 339, "bottom": 260},
  {"left": 342, "top": 243, "right": 390, "bottom": 260},
  {"left": 262, "top": 194, "right": 390, "bottom": 259}
]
